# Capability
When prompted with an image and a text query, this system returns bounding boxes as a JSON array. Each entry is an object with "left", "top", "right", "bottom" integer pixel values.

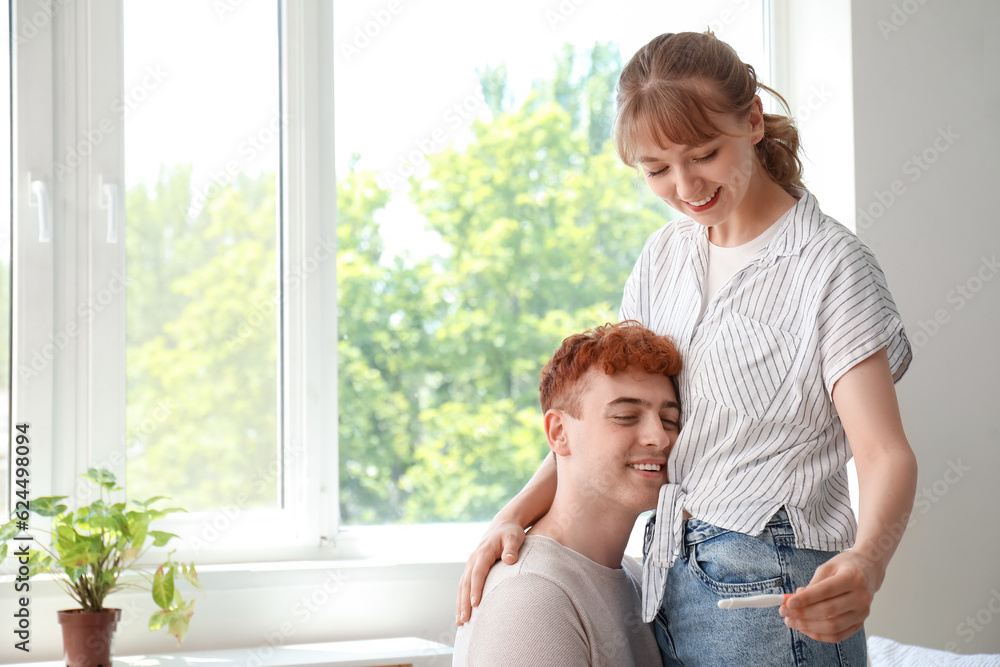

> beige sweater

[{"left": 452, "top": 535, "right": 661, "bottom": 666}]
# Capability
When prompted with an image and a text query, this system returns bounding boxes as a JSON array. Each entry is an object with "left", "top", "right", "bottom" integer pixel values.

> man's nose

[{"left": 640, "top": 415, "right": 669, "bottom": 449}]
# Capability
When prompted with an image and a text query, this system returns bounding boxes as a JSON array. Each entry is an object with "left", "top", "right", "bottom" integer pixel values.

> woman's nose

[{"left": 673, "top": 167, "right": 702, "bottom": 201}]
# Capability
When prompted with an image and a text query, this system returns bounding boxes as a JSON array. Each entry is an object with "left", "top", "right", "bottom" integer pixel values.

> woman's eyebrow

[{"left": 638, "top": 143, "right": 712, "bottom": 163}]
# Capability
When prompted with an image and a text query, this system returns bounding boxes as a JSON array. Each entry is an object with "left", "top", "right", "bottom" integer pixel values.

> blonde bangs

[{"left": 614, "top": 80, "right": 732, "bottom": 168}]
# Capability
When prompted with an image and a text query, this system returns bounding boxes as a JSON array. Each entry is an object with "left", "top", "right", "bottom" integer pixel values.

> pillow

[{"left": 868, "top": 635, "right": 1000, "bottom": 666}]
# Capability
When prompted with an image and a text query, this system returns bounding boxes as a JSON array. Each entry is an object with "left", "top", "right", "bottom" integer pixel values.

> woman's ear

[
  {"left": 544, "top": 409, "right": 572, "bottom": 457},
  {"left": 749, "top": 95, "right": 766, "bottom": 144}
]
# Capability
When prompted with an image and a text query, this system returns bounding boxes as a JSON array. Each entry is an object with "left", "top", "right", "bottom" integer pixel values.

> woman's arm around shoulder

[{"left": 456, "top": 453, "right": 557, "bottom": 625}]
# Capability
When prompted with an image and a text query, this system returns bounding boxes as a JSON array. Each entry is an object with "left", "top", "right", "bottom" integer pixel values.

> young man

[{"left": 452, "top": 321, "right": 681, "bottom": 666}]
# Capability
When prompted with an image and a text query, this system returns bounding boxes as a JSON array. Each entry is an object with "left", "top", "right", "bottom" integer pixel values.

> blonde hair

[{"left": 613, "top": 31, "right": 803, "bottom": 189}]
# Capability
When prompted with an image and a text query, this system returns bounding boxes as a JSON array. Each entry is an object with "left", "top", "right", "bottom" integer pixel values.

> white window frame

[
  {"left": 9, "top": 0, "right": 795, "bottom": 569},
  {"left": 9, "top": 0, "right": 339, "bottom": 566}
]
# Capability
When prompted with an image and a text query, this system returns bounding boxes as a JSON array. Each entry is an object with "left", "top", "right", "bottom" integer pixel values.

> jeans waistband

[{"left": 683, "top": 506, "right": 791, "bottom": 549}]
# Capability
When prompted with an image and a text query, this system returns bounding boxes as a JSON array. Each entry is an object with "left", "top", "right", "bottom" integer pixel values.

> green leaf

[
  {"left": 28, "top": 550, "right": 55, "bottom": 574},
  {"left": 56, "top": 541, "right": 99, "bottom": 569},
  {"left": 146, "top": 507, "right": 187, "bottom": 521},
  {"left": 148, "top": 609, "right": 170, "bottom": 631},
  {"left": 148, "top": 530, "right": 178, "bottom": 547},
  {"left": 85, "top": 468, "right": 118, "bottom": 491},
  {"left": 110, "top": 513, "right": 130, "bottom": 536},
  {"left": 181, "top": 563, "right": 203, "bottom": 591},
  {"left": 152, "top": 565, "right": 175, "bottom": 610},
  {"left": 129, "top": 514, "right": 150, "bottom": 548},
  {"left": 168, "top": 600, "right": 197, "bottom": 645},
  {"left": 55, "top": 525, "right": 78, "bottom": 547},
  {"left": 0, "top": 519, "right": 20, "bottom": 542},
  {"left": 29, "top": 496, "right": 69, "bottom": 517},
  {"left": 136, "top": 496, "right": 171, "bottom": 508}
]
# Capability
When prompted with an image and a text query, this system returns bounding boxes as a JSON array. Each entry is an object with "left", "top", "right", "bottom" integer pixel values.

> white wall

[
  {"left": 772, "top": 0, "right": 856, "bottom": 228},
  {"left": 849, "top": 0, "right": 1000, "bottom": 655}
]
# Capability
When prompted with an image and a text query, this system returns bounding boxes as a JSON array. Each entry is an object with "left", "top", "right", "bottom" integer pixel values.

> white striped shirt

[{"left": 620, "top": 188, "right": 912, "bottom": 622}]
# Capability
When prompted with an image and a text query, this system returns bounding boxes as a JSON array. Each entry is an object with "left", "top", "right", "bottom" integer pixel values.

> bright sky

[
  {"left": 334, "top": 0, "right": 768, "bottom": 177},
  {"left": 331, "top": 0, "right": 768, "bottom": 256},
  {"left": 124, "top": 0, "right": 281, "bottom": 194},
  {"left": 120, "top": 0, "right": 767, "bottom": 193}
]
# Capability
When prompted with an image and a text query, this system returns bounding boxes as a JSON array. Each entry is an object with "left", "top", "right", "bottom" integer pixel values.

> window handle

[
  {"left": 101, "top": 179, "right": 120, "bottom": 243},
  {"left": 29, "top": 177, "right": 52, "bottom": 243}
]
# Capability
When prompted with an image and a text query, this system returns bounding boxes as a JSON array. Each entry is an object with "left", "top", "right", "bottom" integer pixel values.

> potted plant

[{"left": 1, "top": 468, "right": 202, "bottom": 665}]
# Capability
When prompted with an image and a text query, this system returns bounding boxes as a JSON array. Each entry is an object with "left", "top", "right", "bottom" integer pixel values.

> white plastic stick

[{"left": 717, "top": 593, "right": 793, "bottom": 609}]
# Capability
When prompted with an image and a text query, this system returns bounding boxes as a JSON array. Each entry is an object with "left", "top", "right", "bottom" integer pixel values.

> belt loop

[
  {"left": 642, "top": 513, "right": 656, "bottom": 563},
  {"left": 678, "top": 517, "right": 690, "bottom": 563}
]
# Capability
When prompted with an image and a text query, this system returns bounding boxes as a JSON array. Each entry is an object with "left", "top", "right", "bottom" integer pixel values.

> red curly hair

[{"left": 539, "top": 320, "right": 682, "bottom": 417}]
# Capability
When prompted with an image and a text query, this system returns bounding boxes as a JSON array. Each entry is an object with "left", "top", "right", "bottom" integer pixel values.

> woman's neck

[{"left": 709, "top": 174, "right": 798, "bottom": 247}]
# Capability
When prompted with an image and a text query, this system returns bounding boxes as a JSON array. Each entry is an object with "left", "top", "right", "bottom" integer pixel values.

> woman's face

[{"left": 635, "top": 103, "right": 765, "bottom": 234}]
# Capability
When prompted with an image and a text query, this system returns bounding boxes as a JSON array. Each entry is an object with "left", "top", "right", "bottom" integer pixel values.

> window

[
  {"left": 123, "top": 1, "right": 281, "bottom": 514},
  {"left": 9, "top": 0, "right": 770, "bottom": 559},
  {"left": 1, "top": 1, "right": 11, "bottom": 519},
  {"left": 333, "top": 0, "right": 770, "bottom": 527},
  {"left": 9, "top": 0, "right": 335, "bottom": 561}
]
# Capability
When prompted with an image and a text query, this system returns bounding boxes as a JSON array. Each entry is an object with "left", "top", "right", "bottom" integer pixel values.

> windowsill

[
  {"left": 0, "top": 522, "right": 489, "bottom": 585},
  {"left": 2, "top": 636, "right": 453, "bottom": 667},
  {"left": 0, "top": 526, "right": 470, "bottom": 662}
]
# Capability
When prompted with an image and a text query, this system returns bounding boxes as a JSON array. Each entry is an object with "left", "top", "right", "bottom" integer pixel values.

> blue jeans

[{"left": 652, "top": 508, "right": 867, "bottom": 666}]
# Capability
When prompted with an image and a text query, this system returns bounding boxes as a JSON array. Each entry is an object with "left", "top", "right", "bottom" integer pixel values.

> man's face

[{"left": 558, "top": 367, "right": 680, "bottom": 514}]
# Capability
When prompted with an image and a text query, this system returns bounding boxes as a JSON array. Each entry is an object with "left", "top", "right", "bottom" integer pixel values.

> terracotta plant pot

[{"left": 57, "top": 608, "right": 122, "bottom": 667}]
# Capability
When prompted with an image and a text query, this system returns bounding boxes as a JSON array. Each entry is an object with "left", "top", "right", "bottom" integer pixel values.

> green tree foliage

[
  {"left": 338, "top": 43, "right": 671, "bottom": 523},
  {"left": 126, "top": 170, "right": 279, "bottom": 512},
  {"left": 124, "top": 42, "right": 674, "bottom": 524}
]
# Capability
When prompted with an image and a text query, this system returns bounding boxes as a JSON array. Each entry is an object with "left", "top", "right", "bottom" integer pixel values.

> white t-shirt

[
  {"left": 452, "top": 535, "right": 661, "bottom": 666},
  {"left": 700, "top": 213, "right": 787, "bottom": 320}
]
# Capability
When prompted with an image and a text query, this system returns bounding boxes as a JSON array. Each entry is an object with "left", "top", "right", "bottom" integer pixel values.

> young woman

[{"left": 457, "top": 31, "right": 916, "bottom": 665}]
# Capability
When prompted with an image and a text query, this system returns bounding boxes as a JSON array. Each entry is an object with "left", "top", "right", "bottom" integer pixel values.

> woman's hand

[
  {"left": 456, "top": 520, "right": 526, "bottom": 625},
  {"left": 779, "top": 549, "right": 879, "bottom": 643}
]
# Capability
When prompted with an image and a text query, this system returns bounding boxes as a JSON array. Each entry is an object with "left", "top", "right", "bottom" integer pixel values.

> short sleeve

[
  {"left": 462, "top": 574, "right": 590, "bottom": 667},
  {"left": 818, "top": 241, "right": 912, "bottom": 395}
]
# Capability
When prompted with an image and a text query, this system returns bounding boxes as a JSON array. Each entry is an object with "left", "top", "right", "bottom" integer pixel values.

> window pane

[
  {"left": 1, "top": 1, "right": 10, "bottom": 517},
  {"left": 124, "top": 0, "right": 280, "bottom": 512},
  {"left": 334, "top": 0, "right": 766, "bottom": 524}
]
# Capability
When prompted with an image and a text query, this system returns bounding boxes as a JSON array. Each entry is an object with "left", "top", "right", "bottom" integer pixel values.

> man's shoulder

[
  {"left": 453, "top": 540, "right": 591, "bottom": 666},
  {"left": 480, "top": 535, "right": 578, "bottom": 600}
]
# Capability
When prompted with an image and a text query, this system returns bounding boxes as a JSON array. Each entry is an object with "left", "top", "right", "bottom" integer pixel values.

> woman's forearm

[
  {"left": 831, "top": 348, "right": 918, "bottom": 588},
  {"left": 493, "top": 453, "right": 557, "bottom": 529},
  {"left": 852, "top": 444, "right": 917, "bottom": 584}
]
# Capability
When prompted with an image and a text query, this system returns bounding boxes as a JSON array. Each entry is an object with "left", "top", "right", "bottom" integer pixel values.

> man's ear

[{"left": 544, "top": 409, "right": 572, "bottom": 457}]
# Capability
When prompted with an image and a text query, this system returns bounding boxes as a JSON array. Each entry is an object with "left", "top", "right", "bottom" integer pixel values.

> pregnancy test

[{"left": 717, "top": 593, "right": 793, "bottom": 609}]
